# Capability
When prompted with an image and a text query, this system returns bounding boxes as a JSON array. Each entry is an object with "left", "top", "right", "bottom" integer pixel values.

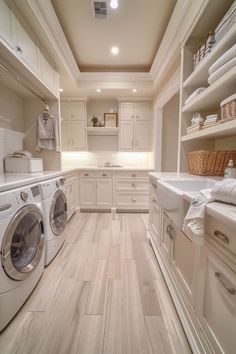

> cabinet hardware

[
  {"left": 84, "top": 173, "right": 89, "bottom": 176},
  {"left": 152, "top": 183, "right": 157, "bottom": 189},
  {"left": 131, "top": 174, "right": 136, "bottom": 177},
  {"left": 131, "top": 198, "right": 137, "bottom": 202},
  {"left": 132, "top": 182, "right": 136, "bottom": 187},
  {"left": 16, "top": 45, "right": 22, "bottom": 53},
  {"left": 152, "top": 199, "right": 157, "bottom": 204},
  {"left": 102, "top": 174, "right": 107, "bottom": 177},
  {"left": 166, "top": 224, "right": 174, "bottom": 239},
  {"left": 215, "top": 272, "right": 235, "bottom": 295},
  {"left": 131, "top": 115, "right": 134, "bottom": 118},
  {"left": 213, "top": 230, "right": 229, "bottom": 244}
]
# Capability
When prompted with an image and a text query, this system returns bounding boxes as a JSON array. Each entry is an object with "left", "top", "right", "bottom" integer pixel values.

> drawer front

[
  {"left": 205, "top": 214, "right": 236, "bottom": 261},
  {"left": 115, "top": 178, "right": 149, "bottom": 191},
  {"left": 80, "top": 171, "right": 95, "bottom": 178},
  {"left": 96, "top": 171, "right": 112, "bottom": 178},
  {"left": 115, "top": 171, "right": 148, "bottom": 179},
  {"left": 115, "top": 192, "right": 148, "bottom": 208},
  {"left": 198, "top": 249, "right": 236, "bottom": 354}
]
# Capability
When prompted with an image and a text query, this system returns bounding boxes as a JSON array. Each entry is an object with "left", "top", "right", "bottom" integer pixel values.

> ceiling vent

[{"left": 92, "top": 1, "right": 107, "bottom": 18}]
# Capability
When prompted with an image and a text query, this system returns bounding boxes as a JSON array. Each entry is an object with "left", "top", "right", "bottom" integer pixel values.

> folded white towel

[
  {"left": 185, "top": 87, "right": 206, "bottom": 105},
  {"left": 208, "top": 56, "right": 236, "bottom": 85},
  {"left": 211, "top": 178, "right": 236, "bottom": 205},
  {"left": 183, "top": 189, "right": 213, "bottom": 244},
  {"left": 209, "top": 44, "right": 236, "bottom": 75}
]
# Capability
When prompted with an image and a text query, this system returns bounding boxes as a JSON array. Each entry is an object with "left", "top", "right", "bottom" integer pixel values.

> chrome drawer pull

[
  {"left": 166, "top": 224, "right": 174, "bottom": 239},
  {"left": 152, "top": 183, "right": 157, "bottom": 189},
  {"left": 131, "top": 198, "right": 137, "bottom": 202},
  {"left": 131, "top": 174, "right": 136, "bottom": 177},
  {"left": 214, "top": 230, "right": 229, "bottom": 244},
  {"left": 152, "top": 198, "right": 157, "bottom": 204},
  {"left": 102, "top": 174, "right": 107, "bottom": 177},
  {"left": 215, "top": 272, "right": 235, "bottom": 295},
  {"left": 84, "top": 173, "right": 89, "bottom": 176}
]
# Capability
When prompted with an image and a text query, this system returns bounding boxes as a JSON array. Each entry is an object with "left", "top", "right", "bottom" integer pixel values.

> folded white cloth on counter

[
  {"left": 208, "top": 56, "right": 236, "bottom": 85},
  {"left": 184, "top": 87, "right": 206, "bottom": 105},
  {"left": 209, "top": 44, "right": 236, "bottom": 75},
  {"left": 211, "top": 178, "right": 236, "bottom": 205},
  {"left": 182, "top": 189, "right": 213, "bottom": 244}
]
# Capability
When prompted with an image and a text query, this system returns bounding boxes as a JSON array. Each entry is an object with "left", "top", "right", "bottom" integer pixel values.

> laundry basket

[{"left": 187, "top": 150, "right": 236, "bottom": 176}]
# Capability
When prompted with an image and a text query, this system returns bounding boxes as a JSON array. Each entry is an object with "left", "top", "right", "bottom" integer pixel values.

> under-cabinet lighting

[
  {"left": 96, "top": 89, "right": 101, "bottom": 92},
  {"left": 59, "top": 88, "right": 63, "bottom": 92},
  {"left": 132, "top": 89, "right": 137, "bottom": 93}
]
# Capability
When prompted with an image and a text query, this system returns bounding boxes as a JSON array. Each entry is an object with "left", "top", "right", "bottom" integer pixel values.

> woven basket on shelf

[
  {"left": 187, "top": 150, "right": 236, "bottom": 176},
  {"left": 221, "top": 98, "right": 236, "bottom": 122}
]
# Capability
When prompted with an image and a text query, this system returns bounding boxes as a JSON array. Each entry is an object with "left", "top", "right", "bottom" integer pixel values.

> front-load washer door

[
  {"left": 49, "top": 190, "right": 67, "bottom": 236},
  {"left": 1, "top": 205, "right": 45, "bottom": 281}
]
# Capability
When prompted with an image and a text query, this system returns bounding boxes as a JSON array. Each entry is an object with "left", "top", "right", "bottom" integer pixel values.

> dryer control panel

[{"left": 13, "top": 185, "right": 41, "bottom": 206}]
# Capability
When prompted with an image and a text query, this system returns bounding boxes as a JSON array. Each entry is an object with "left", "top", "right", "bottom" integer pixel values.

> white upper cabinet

[
  {"left": 0, "top": 0, "right": 14, "bottom": 49},
  {"left": 61, "top": 101, "right": 87, "bottom": 151},
  {"left": 119, "top": 101, "right": 152, "bottom": 151},
  {"left": 0, "top": 0, "right": 58, "bottom": 97},
  {"left": 13, "top": 16, "right": 40, "bottom": 76}
]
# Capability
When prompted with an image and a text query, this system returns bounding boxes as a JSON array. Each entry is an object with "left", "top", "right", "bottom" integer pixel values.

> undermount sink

[{"left": 156, "top": 178, "right": 217, "bottom": 228}]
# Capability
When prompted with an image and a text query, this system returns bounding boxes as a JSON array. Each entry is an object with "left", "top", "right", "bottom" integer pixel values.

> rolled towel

[
  {"left": 208, "top": 56, "right": 236, "bottom": 85},
  {"left": 211, "top": 178, "right": 236, "bottom": 205},
  {"left": 209, "top": 44, "right": 236, "bottom": 75}
]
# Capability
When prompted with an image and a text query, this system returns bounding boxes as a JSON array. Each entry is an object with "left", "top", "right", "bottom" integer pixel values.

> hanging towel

[
  {"left": 182, "top": 189, "right": 213, "bottom": 244},
  {"left": 36, "top": 114, "right": 59, "bottom": 152},
  {"left": 211, "top": 178, "right": 236, "bottom": 205}
]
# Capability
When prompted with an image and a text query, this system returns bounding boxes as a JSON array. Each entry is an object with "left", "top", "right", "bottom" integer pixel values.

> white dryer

[
  {"left": 39, "top": 177, "right": 67, "bottom": 266},
  {"left": 0, "top": 183, "right": 45, "bottom": 331}
]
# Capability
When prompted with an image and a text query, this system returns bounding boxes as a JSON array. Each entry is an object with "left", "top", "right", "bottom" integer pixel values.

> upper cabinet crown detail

[{"left": 0, "top": 0, "right": 59, "bottom": 99}]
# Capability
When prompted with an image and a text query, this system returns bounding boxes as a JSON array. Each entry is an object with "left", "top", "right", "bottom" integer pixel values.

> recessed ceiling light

[
  {"left": 111, "top": 46, "right": 119, "bottom": 55},
  {"left": 132, "top": 89, "right": 137, "bottom": 93},
  {"left": 110, "top": 0, "right": 118, "bottom": 9},
  {"left": 59, "top": 88, "right": 63, "bottom": 92},
  {"left": 96, "top": 89, "right": 101, "bottom": 92}
]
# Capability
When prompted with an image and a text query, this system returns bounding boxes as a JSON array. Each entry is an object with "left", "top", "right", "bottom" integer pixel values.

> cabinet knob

[
  {"left": 102, "top": 174, "right": 107, "bottom": 177},
  {"left": 152, "top": 198, "right": 157, "bottom": 204},
  {"left": 131, "top": 174, "right": 136, "bottom": 177},
  {"left": 84, "top": 173, "right": 89, "bottom": 176},
  {"left": 16, "top": 45, "right": 22, "bottom": 53},
  {"left": 131, "top": 198, "right": 137, "bottom": 202},
  {"left": 132, "top": 182, "right": 136, "bottom": 187}
]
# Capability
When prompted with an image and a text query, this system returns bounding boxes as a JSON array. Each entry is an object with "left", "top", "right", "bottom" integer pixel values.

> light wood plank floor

[{"left": 0, "top": 212, "right": 191, "bottom": 354}]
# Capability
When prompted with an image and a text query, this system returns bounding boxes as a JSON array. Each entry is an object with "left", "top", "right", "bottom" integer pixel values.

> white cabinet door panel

[
  {"left": 96, "top": 179, "right": 112, "bottom": 208},
  {"left": 135, "top": 102, "right": 151, "bottom": 121},
  {"left": 70, "top": 121, "right": 86, "bottom": 150},
  {"left": 61, "top": 120, "right": 70, "bottom": 151},
  {"left": 80, "top": 179, "right": 96, "bottom": 207},
  {"left": 135, "top": 120, "right": 150, "bottom": 150},
  {"left": 198, "top": 249, "right": 236, "bottom": 354},
  {"left": 0, "top": 0, "right": 14, "bottom": 48},
  {"left": 120, "top": 102, "right": 134, "bottom": 121},
  {"left": 119, "top": 121, "right": 134, "bottom": 151},
  {"left": 70, "top": 101, "right": 85, "bottom": 121}
]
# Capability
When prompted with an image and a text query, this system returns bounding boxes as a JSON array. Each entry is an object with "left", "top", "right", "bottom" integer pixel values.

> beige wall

[
  {"left": 162, "top": 93, "right": 179, "bottom": 172},
  {"left": 87, "top": 98, "right": 118, "bottom": 126},
  {"left": 0, "top": 81, "right": 24, "bottom": 132}
]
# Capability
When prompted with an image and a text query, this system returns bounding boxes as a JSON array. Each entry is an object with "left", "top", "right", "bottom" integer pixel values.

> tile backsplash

[{"left": 0, "top": 128, "right": 24, "bottom": 173}]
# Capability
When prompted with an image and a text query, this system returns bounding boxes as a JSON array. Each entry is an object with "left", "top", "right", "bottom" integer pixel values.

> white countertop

[
  {"left": 149, "top": 172, "right": 236, "bottom": 229},
  {"left": 0, "top": 167, "right": 153, "bottom": 192}
]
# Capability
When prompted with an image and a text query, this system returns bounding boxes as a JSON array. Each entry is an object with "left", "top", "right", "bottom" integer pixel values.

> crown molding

[{"left": 78, "top": 72, "right": 152, "bottom": 82}]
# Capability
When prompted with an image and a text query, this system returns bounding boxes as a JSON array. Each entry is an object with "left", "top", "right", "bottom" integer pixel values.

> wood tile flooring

[{"left": 0, "top": 212, "right": 191, "bottom": 354}]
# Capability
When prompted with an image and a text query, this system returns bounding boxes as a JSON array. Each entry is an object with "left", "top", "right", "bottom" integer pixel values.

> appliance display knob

[
  {"left": 20, "top": 191, "right": 28, "bottom": 201},
  {"left": 56, "top": 180, "right": 60, "bottom": 188}
]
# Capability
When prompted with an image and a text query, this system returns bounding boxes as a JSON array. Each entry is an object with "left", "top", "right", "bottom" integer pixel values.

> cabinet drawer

[
  {"left": 198, "top": 249, "right": 236, "bottom": 354},
  {"left": 115, "top": 171, "right": 148, "bottom": 179},
  {"left": 115, "top": 178, "right": 149, "bottom": 191},
  {"left": 96, "top": 171, "right": 112, "bottom": 178},
  {"left": 115, "top": 192, "right": 148, "bottom": 208},
  {"left": 205, "top": 214, "right": 236, "bottom": 263},
  {"left": 80, "top": 171, "right": 95, "bottom": 178}
]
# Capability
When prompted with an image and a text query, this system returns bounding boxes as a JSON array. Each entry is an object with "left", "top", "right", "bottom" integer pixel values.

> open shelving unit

[
  {"left": 86, "top": 127, "right": 119, "bottom": 136},
  {"left": 178, "top": 0, "right": 236, "bottom": 172}
]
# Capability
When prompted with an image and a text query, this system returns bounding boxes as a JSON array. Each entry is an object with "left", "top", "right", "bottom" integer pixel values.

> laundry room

[{"left": 0, "top": 0, "right": 236, "bottom": 353}]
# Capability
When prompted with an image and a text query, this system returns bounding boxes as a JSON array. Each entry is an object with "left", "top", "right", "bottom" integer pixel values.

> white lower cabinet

[
  {"left": 161, "top": 212, "right": 173, "bottom": 262},
  {"left": 64, "top": 174, "right": 78, "bottom": 221},
  {"left": 171, "top": 224, "right": 198, "bottom": 307},
  {"left": 79, "top": 172, "right": 112, "bottom": 209},
  {"left": 149, "top": 189, "right": 161, "bottom": 247},
  {"left": 197, "top": 248, "right": 236, "bottom": 354}
]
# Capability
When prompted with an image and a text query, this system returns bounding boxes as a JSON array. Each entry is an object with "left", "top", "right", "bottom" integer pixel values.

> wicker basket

[
  {"left": 187, "top": 150, "right": 236, "bottom": 176},
  {"left": 220, "top": 94, "right": 236, "bottom": 122}
]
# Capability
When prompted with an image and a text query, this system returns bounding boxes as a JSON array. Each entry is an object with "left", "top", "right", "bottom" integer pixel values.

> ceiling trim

[{"left": 78, "top": 72, "right": 152, "bottom": 82}]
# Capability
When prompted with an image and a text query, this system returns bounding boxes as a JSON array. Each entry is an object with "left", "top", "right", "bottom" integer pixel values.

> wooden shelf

[
  {"left": 86, "top": 127, "right": 119, "bottom": 136},
  {"left": 182, "top": 66, "right": 236, "bottom": 112},
  {"left": 183, "top": 24, "right": 236, "bottom": 89},
  {"left": 181, "top": 119, "right": 236, "bottom": 142}
]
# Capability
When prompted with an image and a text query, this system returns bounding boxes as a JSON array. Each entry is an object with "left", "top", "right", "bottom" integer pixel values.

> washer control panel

[{"left": 13, "top": 185, "right": 40, "bottom": 206}]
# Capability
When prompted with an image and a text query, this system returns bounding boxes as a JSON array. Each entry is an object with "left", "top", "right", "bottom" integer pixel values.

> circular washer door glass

[
  {"left": 50, "top": 191, "right": 67, "bottom": 235},
  {"left": 11, "top": 213, "right": 41, "bottom": 270}
]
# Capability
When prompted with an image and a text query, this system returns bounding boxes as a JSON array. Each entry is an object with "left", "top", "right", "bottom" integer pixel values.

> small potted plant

[{"left": 91, "top": 115, "right": 98, "bottom": 127}]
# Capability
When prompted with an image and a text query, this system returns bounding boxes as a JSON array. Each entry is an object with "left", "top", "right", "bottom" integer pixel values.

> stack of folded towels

[
  {"left": 208, "top": 44, "right": 236, "bottom": 85},
  {"left": 183, "top": 178, "right": 236, "bottom": 244},
  {"left": 214, "top": 0, "right": 236, "bottom": 43},
  {"left": 202, "top": 114, "right": 221, "bottom": 129}
]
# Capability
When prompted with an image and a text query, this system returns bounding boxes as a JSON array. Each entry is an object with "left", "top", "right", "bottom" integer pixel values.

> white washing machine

[
  {"left": 0, "top": 183, "right": 45, "bottom": 331},
  {"left": 39, "top": 177, "right": 67, "bottom": 266}
]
